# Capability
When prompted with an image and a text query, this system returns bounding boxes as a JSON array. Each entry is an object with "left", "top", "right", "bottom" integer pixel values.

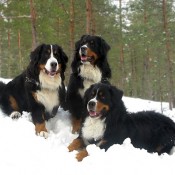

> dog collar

[{"left": 25, "top": 77, "right": 39, "bottom": 86}]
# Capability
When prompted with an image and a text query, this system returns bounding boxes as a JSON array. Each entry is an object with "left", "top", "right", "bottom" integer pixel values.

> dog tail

[{"left": 0, "top": 81, "right": 5, "bottom": 96}]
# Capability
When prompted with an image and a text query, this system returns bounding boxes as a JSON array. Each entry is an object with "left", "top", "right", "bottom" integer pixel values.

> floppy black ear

[
  {"left": 110, "top": 86, "right": 123, "bottom": 102},
  {"left": 60, "top": 48, "right": 68, "bottom": 76},
  {"left": 29, "top": 44, "right": 45, "bottom": 76},
  {"left": 100, "top": 37, "right": 110, "bottom": 56},
  {"left": 30, "top": 44, "right": 45, "bottom": 62},
  {"left": 61, "top": 50, "right": 68, "bottom": 64}
]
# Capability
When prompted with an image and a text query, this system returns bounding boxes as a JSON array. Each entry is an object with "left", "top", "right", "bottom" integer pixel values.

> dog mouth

[
  {"left": 88, "top": 110, "right": 102, "bottom": 118},
  {"left": 80, "top": 54, "right": 94, "bottom": 63},
  {"left": 44, "top": 68, "right": 59, "bottom": 77}
]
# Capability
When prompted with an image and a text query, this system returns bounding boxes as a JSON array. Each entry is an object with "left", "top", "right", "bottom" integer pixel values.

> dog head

[
  {"left": 72, "top": 35, "right": 111, "bottom": 78},
  {"left": 84, "top": 83, "right": 123, "bottom": 119},
  {"left": 29, "top": 44, "right": 68, "bottom": 80}
]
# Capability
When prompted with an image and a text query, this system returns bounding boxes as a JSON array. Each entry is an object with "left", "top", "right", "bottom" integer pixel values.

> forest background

[{"left": 0, "top": 0, "right": 175, "bottom": 109}]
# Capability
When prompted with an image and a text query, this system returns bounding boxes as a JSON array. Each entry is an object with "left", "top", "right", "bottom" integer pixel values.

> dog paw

[
  {"left": 37, "top": 131, "right": 49, "bottom": 139},
  {"left": 76, "top": 149, "right": 88, "bottom": 162},
  {"left": 10, "top": 111, "right": 22, "bottom": 119}
]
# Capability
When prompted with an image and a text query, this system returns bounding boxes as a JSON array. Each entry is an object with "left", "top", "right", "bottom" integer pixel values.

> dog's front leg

[
  {"left": 68, "top": 137, "right": 85, "bottom": 152},
  {"left": 27, "top": 93, "right": 49, "bottom": 138},
  {"left": 76, "top": 149, "right": 88, "bottom": 161}
]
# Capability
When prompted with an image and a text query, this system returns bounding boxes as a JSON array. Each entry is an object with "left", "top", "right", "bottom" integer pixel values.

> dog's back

[{"left": 0, "top": 81, "right": 5, "bottom": 96}]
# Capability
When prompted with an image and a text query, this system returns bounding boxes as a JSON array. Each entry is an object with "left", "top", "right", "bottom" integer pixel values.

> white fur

[
  {"left": 37, "top": 131, "right": 49, "bottom": 139},
  {"left": 79, "top": 62, "right": 102, "bottom": 97},
  {"left": 82, "top": 116, "right": 106, "bottom": 143},
  {"left": 37, "top": 46, "right": 62, "bottom": 113},
  {"left": 39, "top": 71, "right": 61, "bottom": 90},
  {"left": 87, "top": 89, "right": 98, "bottom": 111},
  {"left": 45, "top": 45, "right": 59, "bottom": 72},
  {"left": 36, "top": 88, "right": 59, "bottom": 113},
  {"left": 10, "top": 111, "right": 21, "bottom": 119},
  {"left": 79, "top": 44, "right": 87, "bottom": 56}
]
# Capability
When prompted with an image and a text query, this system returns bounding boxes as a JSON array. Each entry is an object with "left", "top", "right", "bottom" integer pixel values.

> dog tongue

[
  {"left": 81, "top": 56, "right": 87, "bottom": 61},
  {"left": 89, "top": 111, "right": 100, "bottom": 117}
]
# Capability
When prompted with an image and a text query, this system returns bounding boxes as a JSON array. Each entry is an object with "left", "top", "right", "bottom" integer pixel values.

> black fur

[
  {"left": 65, "top": 35, "right": 111, "bottom": 132},
  {"left": 0, "top": 44, "right": 68, "bottom": 134},
  {"left": 81, "top": 83, "right": 175, "bottom": 154}
]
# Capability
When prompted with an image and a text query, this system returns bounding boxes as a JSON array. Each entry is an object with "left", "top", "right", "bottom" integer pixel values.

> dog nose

[
  {"left": 88, "top": 101, "right": 96, "bottom": 109},
  {"left": 50, "top": 62, "right": 57, "bottom": 69},
  {"left": 81, "top": 46, "right": 87, "bottom": 54}
]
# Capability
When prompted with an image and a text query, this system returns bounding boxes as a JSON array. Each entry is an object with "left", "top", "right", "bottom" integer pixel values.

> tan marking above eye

[{"left": 47, "top": 49, "right": 51, "bottom": 53}]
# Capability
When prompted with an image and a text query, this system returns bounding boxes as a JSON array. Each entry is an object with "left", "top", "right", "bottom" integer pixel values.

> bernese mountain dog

[
  {"left": 65, "top": 35, "right": 111, "bottom": 133},
  {"left": 0, "top": 44, "right": 68, "bottom": 138},
  {"left": 68, "top": 83, "right": 175, "bottom": 161}
]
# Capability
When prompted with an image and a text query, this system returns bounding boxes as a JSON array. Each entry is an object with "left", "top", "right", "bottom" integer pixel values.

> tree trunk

[
  {"left": 18, "top": 30, "right": 23, "bottom": 71},
  {"left": 7, "top": 30, "right": 11, "bottom": 77},
  {"left": 0, "top": 33, "right": 2, "bottom": 77},
  {"left": 30, "top": 0, "right": 38, "bottom": 50},
  {"left": 119, "top": 0, "right": 125, "bottom": 89},
  {"left": 142, "top": 3, "right": 152, "bottom": 99},
  {"left": 86, "top": 0, "right": 92, "bottom": 34},
  {"left": 69, "top": 0, "right": 75, "bottom": 58},
  {"left": 91, "top": 3, "right": 96, "bottom": 35},
  {"left": 162, "top": 0, "right": 174, "bottom": 109}
]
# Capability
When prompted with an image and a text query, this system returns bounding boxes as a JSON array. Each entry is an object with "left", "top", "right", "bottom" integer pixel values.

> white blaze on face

[
  {"left": 79, "top": 44, "right": 88, "bottom": 56},
  {"left": 45, "top": 45, "right": 59, "bottom": 72},
  {"left": 87, "top": 94, "right": 98, "bottom": 111}
]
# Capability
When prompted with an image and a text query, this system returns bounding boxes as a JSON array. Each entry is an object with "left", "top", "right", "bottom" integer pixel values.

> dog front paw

[
  {"left": 37, "top": 131, "right": 49, "bottom": 139},
  {"left": 68, "top": 138, "right": 84, "bottom": 152},
  {"left": 76, "top": 149, "right": 88, "bottom": 162},
  {"left": 35, "top": 122, "right": 48, "bottom": 139},
  {"left": 10, "top": 111, "right": 22, "bottom": 119}
]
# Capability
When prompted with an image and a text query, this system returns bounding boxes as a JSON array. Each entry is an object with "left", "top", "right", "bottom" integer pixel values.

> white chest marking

[
  {"left": 82, "top": 116, "right": 106, "bottom": 143},
  {"left": 36, "top": 89, "right": 59, "bottom": 113},
  {"left": 79, "top": 63, "right": 102, "bottom": 97},
  {"left": 39, "top": 71, "right": 61, "bottom": 90}
]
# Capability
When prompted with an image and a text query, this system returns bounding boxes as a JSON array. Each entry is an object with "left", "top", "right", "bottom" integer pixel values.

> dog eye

[
  {"left": 91, "top": 91, "right": 95, "bottom": 98},
  {"left": 90, "top": 40, "right": 94, "bottom": 45},
  {"left": 99, "top": 92, "right": 105, "bottom": 99},
  {"left": 54, "top": 51, "right": 58, "bottom": 56}
]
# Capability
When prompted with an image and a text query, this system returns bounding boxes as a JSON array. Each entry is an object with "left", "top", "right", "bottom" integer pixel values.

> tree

[
  {"left": 69, "top": 0, "right": 75, "bottom": 58},
  {"left": 162, "top": 0, "right": 174, "bottom": 109},
  {"left": 30, "top": 0, "right": 38, "bottom": 50}
]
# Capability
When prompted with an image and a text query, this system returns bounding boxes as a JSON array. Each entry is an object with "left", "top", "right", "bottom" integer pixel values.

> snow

[{"left": 0, "top": 77, "right": 175, "bottom": 175}]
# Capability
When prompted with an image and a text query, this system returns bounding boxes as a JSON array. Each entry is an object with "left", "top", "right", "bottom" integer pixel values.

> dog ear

[
  {"left": 30, "top": 44, "right": 45, "bottom": 63},
  {"left": 100, "top": 37, "right": 110, "bottom": 56},
  {"left": 29, "top": 44, "right": 45, "bottom": 75},
  {"left": 60, "top": 48, "right": 68, "bottom": 74},
  {"left": 110, "top": 86, "right": 123, "bottom": 101},
  {"left": 61, "top": 50, "right": 68, "bottom": 64}
]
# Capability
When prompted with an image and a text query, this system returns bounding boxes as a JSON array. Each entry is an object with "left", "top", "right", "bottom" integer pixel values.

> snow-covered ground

[{"left": 0, "top": 78, "right": 175, "bottom": 175}]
